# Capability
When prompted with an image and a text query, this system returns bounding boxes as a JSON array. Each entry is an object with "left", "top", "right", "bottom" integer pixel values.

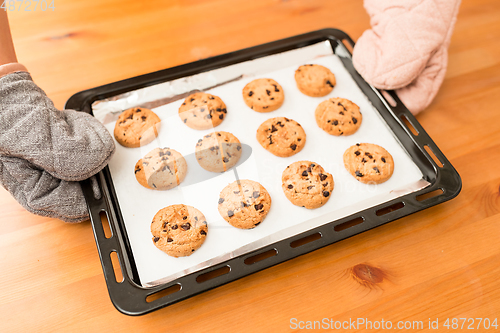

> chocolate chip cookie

[
  {"left": 256, "top": 117, "right": 306, "bottom": 157},
  {"left": 114, "top": 107, "right": 161, "bottom": 147},
  {"left": 151, "top": 204, "right": 208, "bottom": 257},
  {"left": 242, "top": 78, "right": 284, "bottom": 112},
  {"left": 282, "top": 161, "right": 334, "bottom": 209},
  {"left": 315, "top": 98, "right": 362, "bottom": 136},
  {"left": 178, "top": 92, "right": 227, "bottom": 130},
  {"left": 218, "top": 180, "right": 271, "bottom": 229},
  {"left": 195, "top": 131, "right": 242, "bottom": 173},
  {"left": 295, "top": 64, "right": 336, "bottom": 97},
  {"left": 140, "top": 147, "right": 187, "bottom": 190},
  {"left": 343, "top": 143, "right": 394, "bottom": 184}
]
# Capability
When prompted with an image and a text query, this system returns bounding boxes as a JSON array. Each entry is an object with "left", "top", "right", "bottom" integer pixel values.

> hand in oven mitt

[
  {"left": 0, "top": 70, "right": 115, "bottom": 222},
  {"left": 352, "top": 0, "right": 461, "bottom": 115}
]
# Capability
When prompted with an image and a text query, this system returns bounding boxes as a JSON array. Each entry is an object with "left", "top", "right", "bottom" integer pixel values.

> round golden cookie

[
  {"left": 242, "top": 78, "right": 284, "bottom": 112},
  {"left": 134, "top": 159, "right": 152, "bottom": 189},
  {"left": 141, "top": 147, "right": 187, "bottom": 190},
  {"left": 178, "top": 92, "right": 227, "bottom": 130},
  {"left": 151, "top": 204, "right": 208, "bottom": 257},
  {"left": 315, "top": 98, "right": 362, "bottom": 136},
  {"left": 217, "top": 180, "right": 271, "bottom": 229},
  {"left": 256, "top": 117, "right": 306, "bottom": 157},
  {"left": 343, "top": 143, "right": 394, "bottom": 184},
  {"left": 195, "top": 131, "right": 242, "bottom": 173},
  {"left": 295, "top": 64, "right": 336, "bottom": 97},
  {"left": 114, "top": 107, "right": 161, "bottom": 148},
  {"left": 282, "top": 161, "right": 334, "bottom": 209}
]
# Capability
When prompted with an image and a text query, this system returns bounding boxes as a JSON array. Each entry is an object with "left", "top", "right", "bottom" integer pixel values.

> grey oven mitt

[{"left": 0, "top": 72, "right": 115, "bottom": 222}]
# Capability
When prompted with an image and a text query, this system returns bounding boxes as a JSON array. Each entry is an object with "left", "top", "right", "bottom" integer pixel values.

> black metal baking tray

[{"left": 66, "top": 28, "right": 461, "bottom": 316}]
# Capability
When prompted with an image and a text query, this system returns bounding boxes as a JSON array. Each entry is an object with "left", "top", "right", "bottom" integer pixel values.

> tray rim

[{"left": 68, "top": 28, "right": 461, "bottom": 316}]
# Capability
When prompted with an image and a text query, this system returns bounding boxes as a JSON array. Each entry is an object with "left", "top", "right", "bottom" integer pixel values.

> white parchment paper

[{"left": 95, "top": 41, "right": 428, "bottom": 287}]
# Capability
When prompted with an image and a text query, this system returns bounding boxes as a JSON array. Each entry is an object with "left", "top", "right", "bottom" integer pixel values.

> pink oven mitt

[{"left": 352, "top": 0, "right": 461, "bottom": 115}]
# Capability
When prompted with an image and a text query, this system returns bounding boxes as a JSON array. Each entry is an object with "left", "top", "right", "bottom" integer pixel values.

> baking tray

[{"left": 65, "top": 28, "right": 461, "bottom": 316}]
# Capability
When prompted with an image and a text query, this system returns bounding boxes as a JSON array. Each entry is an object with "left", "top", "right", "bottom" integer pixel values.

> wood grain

[{"left": 1, "top": 0, "right": 500, "bottom": 331}]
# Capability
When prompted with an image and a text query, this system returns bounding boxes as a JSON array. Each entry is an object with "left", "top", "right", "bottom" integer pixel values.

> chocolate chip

[
  {"left": 209, "top": 96, "right": 214, "bottom": 100},
  {"left": 361, "top": 158, "right": 367, "bottom": 163},
  {"left": 248, "top": 91, "right": 254, "bottom": 97},
  {"left": 254, "top": 222, "right": 261, "bottom": 227},
  {"left": 167, "top": 237, "right": 173, "bottom": 242},
  {"left": 153, "top": 237, "right": 159, "bottom": 242},
  {"left": 228, "top": 210, "right": 234, "bottom": 217},
  {"left": 272, "top": 84, "right": 279, "bottom": 92},
  {"left": 181, "top": 223, "right": 191, "bottom": 230},
  {"left": 141, "top": 116, "right": 147, "bottom": 121},
  {"left": 352, "top": 117, "right": 358, "bottom": 124},
  {"left": 373, "top": 167, "right": 380, "bottom": 173},
  {"left": 297, "top": 138, "right": 301, "bottom": 142},
  {"left": 200, "top": 107, "right": 205, "bottom": 112},
  {"left": 253, "top": 191, "right": 260, "bottom": 198},
  {"left": 266, "top": 89, "right": 271, "bottom": 96},
  {"left": 134, "top": 167, "right": 141, "bottom": 174},
  {"left": 223, "top": 157, "right": 229, "bottom": 163},
  {"left": 263, "top": 106, "right": 268, "bottom": 109},
  {"left": 290, "top": 144, "right": 297, "bottom": 150},
  {"left": 136, "top": 108, "right": 141, "bottom": 112},
  {"left": 302, "top": 170, "right": 308, "bottom": 177},
  {"left": 126, "top": 114, "right": 133, "bottom": 120},
  {"left": 326, "top": 80, "right": 334, "bottom": 87},
  {"left": 166, "top": 151, "right": 171, "bottom": 156},
  {"left": 233, "top": 191, "right": 240, "bottom": 194},
  {"left": 322, "top": 191, "right": 330, "bottom": 197},
  {"left": 236, "top": 145, "right": 241, "bottom": 151},
  {"left": 183, "top": 119, "right": 187, "bottom": 123},
  {"left": 277, "top": 121, "right": 284, "bottom": 127},
  {"left": 356, "top": 143, "right": 360, "bottom": 146},
  {"left": 307, "top": 186, "right": 314, "bottom": 190},
  {"left": 271, "top": 125, "right": 277, "bottom": 133},
  {"left": 287, "top": 184, "right": 293, "bottom": 189},
  {"left": 190, "top": 98, "right": 195, "bottom": 102},
  {"left": 354, "top": 151, "right": 360, "bottom": 156},
  {"left": 207, "top": 114, "right": 212, "bottom": 119},
  {"left": 194, "top": 216, "right": 198, "bottom": 221},
  {"left": 319, "top": 173, "right": 328, "bottom": 181},
  {"left": 381, "top": 157, "right": 386, "bottom": 163},
  {"left": 254, "top": 203, "right": 264, "bottom": 211},
  {"left": 219, "top": 114, "right": 224, "bottom": 119},
  {"left": 241, "top": 201, "right": 248, "bottom": 208},
  {"left": 269, "top": 136, "right": 273, "bottom": 145},
  {"left": 200, "top": 230, "right": 207, "bottom": 236},
  {"left": 171, "top": 224, "right": 178, "bottom": 230},
  {"left": 355, "top": 171, "right": 363, "bottom": 177},
  {"left": 333, "top": 120, "right": 338, "bottom": 125},
  {"left": 339, "top": 111, "right": 344, "bottom": 115}
]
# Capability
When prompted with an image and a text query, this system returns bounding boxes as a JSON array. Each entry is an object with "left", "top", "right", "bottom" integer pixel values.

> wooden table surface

[{"left": 1, "top": 0, "right": 500, "bottom": 331}]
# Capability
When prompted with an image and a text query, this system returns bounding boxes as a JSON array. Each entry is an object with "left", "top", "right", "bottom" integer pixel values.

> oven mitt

[
  {"left": 0, "top": 71, "right": 115, "bottom": 222},
  {"left": 352, "top": 0, "right": 461, "bottom": 114}
]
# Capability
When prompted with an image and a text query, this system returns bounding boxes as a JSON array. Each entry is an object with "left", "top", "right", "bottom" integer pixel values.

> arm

[
  {"left": 0, "top": 11, "right": 115, "bottom": 222},
  {"left": 0, "top": 9, "right": 17, "bottom": 65}
]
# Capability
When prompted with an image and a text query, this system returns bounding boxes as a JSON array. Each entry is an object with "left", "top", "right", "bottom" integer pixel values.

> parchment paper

[{"left": 94, "top": 41, "right": 428, "bottom": 287}]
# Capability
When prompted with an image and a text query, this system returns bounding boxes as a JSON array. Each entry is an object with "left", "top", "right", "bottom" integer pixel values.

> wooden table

[{"left": 2, "top": 0, "right": 499, "bottom": 331}]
